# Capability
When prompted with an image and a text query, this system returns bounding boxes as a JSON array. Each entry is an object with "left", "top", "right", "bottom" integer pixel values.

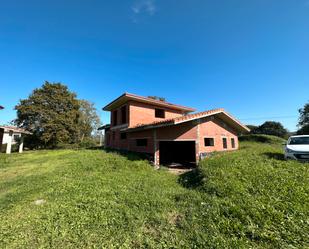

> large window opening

[
  {"left": 204, "top": 138, "right": 214, "bottom": 147},
  {"left": 113, "top": 110, "right": 118, "bottom": 125},
  {"left": 155, "top": 108, "right": 165, "bottom": 118},
  {"left": 121, "top": 106, "right": 127, "bottom": 124},
  {"left": 222, "top": 137, "right": 227, "bottom": 149},
  {"left": 231, "top": 138, "right": 235, "bottom": 148}
]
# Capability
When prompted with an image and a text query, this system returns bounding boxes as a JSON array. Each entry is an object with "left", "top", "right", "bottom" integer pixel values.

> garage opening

[{"left": 159, "top": 141, "right": 196, "bottom": 167}]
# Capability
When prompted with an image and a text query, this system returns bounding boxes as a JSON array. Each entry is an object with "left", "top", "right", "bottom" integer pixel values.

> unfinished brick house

[{"left": 101, "top": 93, "right": 249, "bottom": 166}]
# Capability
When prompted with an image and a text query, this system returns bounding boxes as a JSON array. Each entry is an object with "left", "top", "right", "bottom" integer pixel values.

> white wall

[{"left": 2, "top": 132, "right": 21, "bottom": 145}]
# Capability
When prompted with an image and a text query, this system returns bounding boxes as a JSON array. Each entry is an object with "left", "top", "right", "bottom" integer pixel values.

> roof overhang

[
  {"left": 0, "top": 126, "right": 32, "bottom": 135},
  {"left": 98, "top": 124, "right": 110, "bottom": 130},
  {"left": 102, "top": 93, "right": 195, "bottom": 113}
]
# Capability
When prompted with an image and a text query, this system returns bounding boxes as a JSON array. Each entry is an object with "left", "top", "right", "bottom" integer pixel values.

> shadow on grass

[
  {"left": 86, "top": 146, "right": 104, "bottom": 150},
  {"left": 263, "top": 152, "right": 285, "bottom": 161},
  {"left": 178, "top": 168, "right": 205, "bottom": 189}
]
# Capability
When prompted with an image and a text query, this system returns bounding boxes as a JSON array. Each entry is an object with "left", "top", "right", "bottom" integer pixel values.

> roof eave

[{"left": 102, "top": 93, "right": 195, "bottom": 112}]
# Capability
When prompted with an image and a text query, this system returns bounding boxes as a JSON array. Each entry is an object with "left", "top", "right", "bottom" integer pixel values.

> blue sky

[{"left": 0, "top": 0, "right": 308, "bottom": 131}]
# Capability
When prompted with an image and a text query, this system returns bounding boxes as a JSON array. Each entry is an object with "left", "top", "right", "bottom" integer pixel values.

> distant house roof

[
  {"left": 124, "top": 108, "right": 250, "bottom": 133},
  {"left": 103, "top": 92, "right": 195, "bottom": 113},
  {"left": 0, "top": 106, "right": 4, "bottom": 110},
  {"left": 0, "top": 126, "right": 32, "bottom": 134}
]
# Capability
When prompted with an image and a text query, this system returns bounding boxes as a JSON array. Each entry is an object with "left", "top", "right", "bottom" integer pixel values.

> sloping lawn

[{"left": 0, "top": 139, "right": 308, "bottom": 248}]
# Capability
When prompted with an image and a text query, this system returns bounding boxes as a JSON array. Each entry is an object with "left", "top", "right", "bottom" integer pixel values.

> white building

[{"left": 0, "top": 126, "right": 32, "bottom": 154}]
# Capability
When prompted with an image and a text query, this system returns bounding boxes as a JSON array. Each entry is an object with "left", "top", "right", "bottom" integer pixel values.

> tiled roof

[
  {"left": 124, "top": 108, "right": 250, "bottom": 133},
  {"left": 0, "top": 126, "right": 32, "bottom": 134}
]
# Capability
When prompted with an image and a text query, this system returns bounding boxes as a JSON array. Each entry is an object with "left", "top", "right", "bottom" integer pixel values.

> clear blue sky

[{"left": 0, "top": 0, "right": 308, "bottom": 131}]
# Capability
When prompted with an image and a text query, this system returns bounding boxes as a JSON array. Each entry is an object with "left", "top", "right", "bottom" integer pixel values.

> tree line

[
  {"left": 15, "top": 81, "right": 101, "bottom": 149},
  {"left": 13, "top": 81, "right": 309, "bottom": 148},
  {"left": 247, "top": 102, "right": 309, "bottom": 138}
]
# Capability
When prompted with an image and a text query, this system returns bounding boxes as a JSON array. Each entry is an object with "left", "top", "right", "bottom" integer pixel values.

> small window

[
  {"left": 222, "top": 138, "right": 227, "bottom": 149},
  {"left": 204, "top": 138, "right": 214, "bottom": 147},
  {"left": 113, "top": 110, "right": 118, "bottom": 125},
  {"left": 120, "top": 132, "right": 127, "bottom": 140},
  {"left": 136, "top": 139, "right": 147, "bottom": 147},
  {"left": 121, "top": 106, "right": 127, "bottom": 124},
  {"left": 231, "top": 138, "right": 235, "bottom": 148},
  {"left": 155, "top": 108, "right": 165, "bottom": 118}
]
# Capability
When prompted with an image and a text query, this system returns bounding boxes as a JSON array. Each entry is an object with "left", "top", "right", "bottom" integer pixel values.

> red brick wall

[
  {"left": 128, "top": 101, "right": 184, "bottom": 127},
  {"left": 105, "top": 105, "right": 240, "bottom": 166},
  {"left": 156, "top": 122, "right": 197, "bottom": 140},
  {"left": 110, "top": 104, "right": 129, "bottom": 127},
  {"left": 127, "top": 130, "right": 154, "bottom": 153},
  {"left": 198, "top": 116, "right": 239, "bottom": 154}
]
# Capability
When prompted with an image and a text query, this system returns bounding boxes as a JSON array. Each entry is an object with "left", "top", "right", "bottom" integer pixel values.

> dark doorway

[{"left": 159, "top": 141, "right": 196, "bottom": 167}]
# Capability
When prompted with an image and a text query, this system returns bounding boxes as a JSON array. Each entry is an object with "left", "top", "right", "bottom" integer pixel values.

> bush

[
  {"left": 55, "top": 137, "right": 99, "bottom": 150},
  {"left": 239, "top": 134, "right": 286, "bottom": 144},
  {"left": 251, "top": 121, "right": 288, "bottom": 138},
  {"left": 79, "top": 137, "right": 98, "bottom": 148}
]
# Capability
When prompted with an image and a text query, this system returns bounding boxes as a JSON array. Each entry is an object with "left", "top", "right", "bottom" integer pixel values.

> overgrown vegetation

[
  {"left": 247, "top": 121, "right": 288, "bottom": 138},
  {"left": 0, "top": 137, "right": 308, "bottom": 248}
]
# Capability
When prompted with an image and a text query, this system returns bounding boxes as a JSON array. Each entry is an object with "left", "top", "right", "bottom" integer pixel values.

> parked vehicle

[{"left": 284, "top": 135, "right": 309, "bottom": 161}]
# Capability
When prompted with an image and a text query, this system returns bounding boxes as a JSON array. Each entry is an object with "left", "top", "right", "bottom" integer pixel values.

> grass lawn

[{"left": 0, "top": 136, "right": 308, "bottom": 248}]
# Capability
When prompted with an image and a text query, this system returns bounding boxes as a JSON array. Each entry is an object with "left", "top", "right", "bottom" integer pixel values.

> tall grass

[{"left": 0, "top": 136, "right": 308, "bottom": 248}]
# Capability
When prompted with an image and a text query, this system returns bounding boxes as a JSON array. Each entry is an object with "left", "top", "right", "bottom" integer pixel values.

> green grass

[{"left": 0, "top": 137, "right": 308, "bottom": 248}]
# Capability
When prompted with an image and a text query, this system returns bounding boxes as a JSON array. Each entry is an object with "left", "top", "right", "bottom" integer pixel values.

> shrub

[{"left": 239, "top": 134, "right": 286, "bottom": 144}]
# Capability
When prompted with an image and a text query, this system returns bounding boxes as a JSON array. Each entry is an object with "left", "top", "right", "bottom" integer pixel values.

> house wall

[
  {"left": 106, "top": 100, "right": 186, "bottom": 153},
  {"left": 110, "top": 104, "right": 129, "bottom": 127},
  {"left": 105, "top": 99, "right": 241, "bottom": 166},
  {"left": 127, "top": 130, "right": 154, "bottom": 154},
  {"left": 128, "top": 101, "right": 184, "bottom": 127},
  {"left": 198, "top": 116, "right": 239, "bottom": 154},
  {"left": 1, "top": 132, "right": 21, "bottom": 145},
  {"left": 0, "top": 130, "right": 3, "bottom": 150},
  {"left": 106, "top": 117, "right": 240, "bottom": 166},
  {"left": 156, "top": 122, "right": 197, "bottom": 140}
]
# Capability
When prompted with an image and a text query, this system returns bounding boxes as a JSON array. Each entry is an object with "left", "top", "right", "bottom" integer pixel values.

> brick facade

[{"left": 103, "top": 93, "right": 249, "bottom": 166}]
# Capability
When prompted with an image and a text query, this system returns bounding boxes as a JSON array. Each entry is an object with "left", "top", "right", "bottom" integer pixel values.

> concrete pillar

[
  {"left": 6, "top": 131, "right": 13, "bottom": 154},
  {"left": 195, "top": 120, "right": 201, "bottom": 165},
  {"left": 99, "top": 131, "right": 103, "bottom": 146},
  {"left": 153, "top": 129, "right": 160, "bottom": 168},
  {"left": 19, "top": 135, "right": 24, "bottom": 153}
]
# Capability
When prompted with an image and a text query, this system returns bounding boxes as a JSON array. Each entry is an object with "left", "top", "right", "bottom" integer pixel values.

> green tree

[
  {"left": 254, "top": 121, "right": 288, "bottom": 138},
  {"left": 246, "top": 125, "right": 259, "bottom": 134},
  {"left": 297, "top": 102, "right": 309, "bottom": 135},
  {"left": 78, "top": 99, "right": 101, "bottom": 142},
  {"left": 15, "top": 81, "right": 80, "bottom": 148}
]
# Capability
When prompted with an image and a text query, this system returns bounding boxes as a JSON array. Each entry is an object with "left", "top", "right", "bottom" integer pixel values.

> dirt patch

[{"left": 166, "top": 211, "right": 183, "bottom": 227}]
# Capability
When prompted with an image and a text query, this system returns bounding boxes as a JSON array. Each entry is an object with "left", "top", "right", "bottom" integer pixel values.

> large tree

[
  {"left": 78, "top": 99, "right": 101, "bottom": 142},
  {"left": 15, "top": 81, "right": 80, "bottom": 148},
  {"left": 297, "top": 102, "right": 309, "bottom": 135},
  {"left": 254, "top": 121, "right": 288, "bottom": 138}
]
